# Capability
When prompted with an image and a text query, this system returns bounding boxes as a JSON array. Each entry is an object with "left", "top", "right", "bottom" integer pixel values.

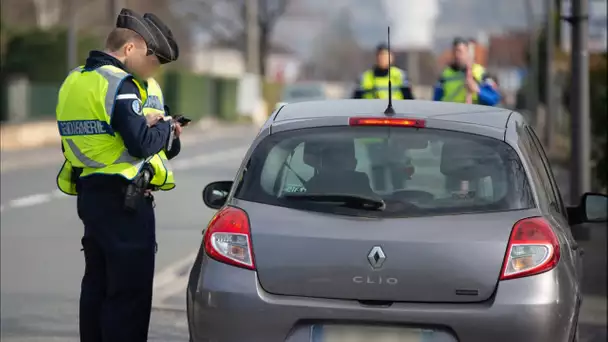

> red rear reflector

[
  {"left": 203, "top": 206, "right": 255, "bottom": 270},
  {"left": 349, "top": 117, "right": 425, "bottom": 128},
  {"left": 500, "top": 217, "right": 560, "bottom": 280}
]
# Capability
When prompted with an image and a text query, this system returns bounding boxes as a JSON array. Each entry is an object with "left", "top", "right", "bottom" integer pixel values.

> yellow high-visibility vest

[
  {"left": 359, "top": 66, "right": 405, "bottom": 100},
  {"left": 439, "top": 64, "right": 485, "bottom": 103},
  {"left": 143, "top": 78, "right": 175, "bottom": 191},
  {"left": 56, "top": 65, "right": 172, "bottom": 195}
]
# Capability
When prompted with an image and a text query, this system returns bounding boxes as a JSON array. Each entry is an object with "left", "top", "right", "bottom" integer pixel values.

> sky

[{"left": 382, "top": 0, "right": 440, "bottom": 49}]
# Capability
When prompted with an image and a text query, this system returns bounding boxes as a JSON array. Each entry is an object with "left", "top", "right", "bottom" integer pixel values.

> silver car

[{"left": 187, "top": 99, "right": 607, "bottom": 342}]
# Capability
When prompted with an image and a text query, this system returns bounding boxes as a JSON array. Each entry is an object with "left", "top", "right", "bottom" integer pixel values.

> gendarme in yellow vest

[
  {"left": 360, "top": 66, "right": 405, "bottom": 100},
  {"left": 143, "top": 78, "right": 175, "bottom": 191},
  {"left": 440, "top": 64, "right": 485, "bottom": 103},
  {"left": 56, "top": 65, "right": 174, "bottom": 195}
]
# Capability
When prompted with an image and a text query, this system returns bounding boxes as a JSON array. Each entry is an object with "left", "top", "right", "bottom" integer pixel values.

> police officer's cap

[
  {"left": 376, "top": 43, "right": 389, "bottom": 53},
  {"left": 143, "top": 13, "right": 179, "bottom": 64},
  {"left": 452, "top": 37, "right": 470, "bottom": 47},
  {"left": 116, "top": 8, "right": 159, "bottom": 54}
]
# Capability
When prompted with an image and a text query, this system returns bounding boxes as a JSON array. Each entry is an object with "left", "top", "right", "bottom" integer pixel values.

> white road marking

[
  {"left": 9, "top": 193, "right": 53, "bottom": 208},
  {"left": 52, "top": 189, "right": 70, "bottom": 198},
  {"left": 0, "top": 145, "right": 248, "bottom": 214}
]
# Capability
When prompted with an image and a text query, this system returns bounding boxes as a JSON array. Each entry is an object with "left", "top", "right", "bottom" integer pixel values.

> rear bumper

[{"left": 187, "top": 255, "right": 579, "bottom": 342}]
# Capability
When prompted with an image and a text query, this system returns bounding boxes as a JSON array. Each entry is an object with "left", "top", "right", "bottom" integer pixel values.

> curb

[
  {"left": 0, "top": 121, "right": 60, "bottom": 151},
  {"left": 0, "top": 117, "right": 238, "bottom": 152}
]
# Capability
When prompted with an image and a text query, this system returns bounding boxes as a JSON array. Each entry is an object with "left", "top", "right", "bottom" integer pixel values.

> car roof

[{"left": 274, "top": 99, "right": 513, "bottom": 129}]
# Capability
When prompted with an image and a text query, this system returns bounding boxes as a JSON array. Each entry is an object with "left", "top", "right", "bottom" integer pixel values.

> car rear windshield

[{"left": 235, "top": 126, "right": 534, "bottom": 218}]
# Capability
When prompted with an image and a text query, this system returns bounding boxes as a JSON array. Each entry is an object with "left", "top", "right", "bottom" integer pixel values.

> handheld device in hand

[{"left": 174, "top": 115, "right": 191, "bottom": 126}]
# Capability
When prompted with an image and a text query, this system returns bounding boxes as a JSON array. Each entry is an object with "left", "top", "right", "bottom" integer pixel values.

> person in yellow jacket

[
  {"left": 433, "top": 37, "right": 501, "bottom": 106},
  {"left": 352, "top": 43, "right": 416, "bottom": 100},
  {"left": 55, "top": 9, "right": 182, "bottom": 342}
]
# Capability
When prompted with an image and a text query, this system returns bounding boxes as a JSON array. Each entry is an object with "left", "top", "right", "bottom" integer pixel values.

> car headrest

[
  {"left": 303, "top": 140, "right": 356, "bottom": 169},
  {"left": 440, "top": 140, "right": 501, "bottom": 179},
  {"left": 303, "top": 141, "right": 323, "bottom": 168}
]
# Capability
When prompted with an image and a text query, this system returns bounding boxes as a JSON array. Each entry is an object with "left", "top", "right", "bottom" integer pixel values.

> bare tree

[
  {"left": 306, "top": 8, "right": 363, "bottom": 82},
  {"left": 179, "top": 0, "right": 291, "bottom": 76}
]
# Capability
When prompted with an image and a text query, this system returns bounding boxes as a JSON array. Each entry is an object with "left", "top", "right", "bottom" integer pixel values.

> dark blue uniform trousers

[{"left": 77, "top": 180, "right": 156, "bottom": 342}]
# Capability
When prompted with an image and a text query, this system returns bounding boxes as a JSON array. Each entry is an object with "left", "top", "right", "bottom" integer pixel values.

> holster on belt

[{"left": 123, "top": 163, "right": 154, "bottom": 212}]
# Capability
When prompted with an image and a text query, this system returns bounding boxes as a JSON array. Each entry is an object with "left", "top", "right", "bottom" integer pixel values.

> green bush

[
  {"left": 215, "top": 78, "right": 238, "bottom": 121},
  {"left": 1, "top": 28, "right": 99, "bottom": 83},
  {"left": 162, "top": 71, "right": 213, "bottom": 121},
  {"left": 29, "top": 83, "right": 60, "bottom": 119}
]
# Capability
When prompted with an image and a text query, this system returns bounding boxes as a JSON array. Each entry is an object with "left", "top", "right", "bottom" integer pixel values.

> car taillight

[
  {"left": 500, "top": 217, "right": 560, "bottom": 280},
  {"left": 203, "top": 206, "right": 255, "bottom": 270},
  {"left": 349, "top": 117, "right": 425, "bottom": 128}
]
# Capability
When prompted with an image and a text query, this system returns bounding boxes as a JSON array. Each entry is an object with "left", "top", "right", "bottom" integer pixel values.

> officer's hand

[
  {"left": 173, "top": 122, "right": 183, "bottom": 138},
  {"left": 466, "top": 79, "right": 480, "bottom": 94},
  {"left": 146, "top": 114, "right": 163, "bottom": 127}
]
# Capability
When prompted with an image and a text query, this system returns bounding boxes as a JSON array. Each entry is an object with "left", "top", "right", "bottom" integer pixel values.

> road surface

[{"left": 1, "top": 124, "right": 605, "bottom": 341}]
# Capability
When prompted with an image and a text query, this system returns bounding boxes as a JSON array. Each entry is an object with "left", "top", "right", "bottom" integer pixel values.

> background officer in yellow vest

[
  {"left": 141, "top": 12, "right": 183, "bottom": 188},
  {"left": 433, "top": 37, "right": 501, "bottom": 106},
  {"left": 352, "top": 43, "right": 415, "bottom": 100},
  {"left": 55, "top": 9, "right": 182, "bottom": 342}
]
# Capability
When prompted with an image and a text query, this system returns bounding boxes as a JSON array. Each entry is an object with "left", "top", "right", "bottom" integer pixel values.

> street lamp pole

[
  {"left": 566, "top": 0, "right": 591, "bottom": 203},
  {"left": 67, "top": 0, "right": 78, "bottom": 72},
  {"left": 108, "top": 0, "right": 125, "bottom": 27},
  {"left": 525, "top": 0, "right": 539, "bottom": 125},
  {"left": 544, "top": 0, "right": 556, "bottom": 149},
  {"left": 246, "top": 0, "right": 260, "bottom": 74}
]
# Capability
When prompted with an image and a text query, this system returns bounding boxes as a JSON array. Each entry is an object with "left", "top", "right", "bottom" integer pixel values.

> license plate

[{"left": 312, "top": 325, "right": 430, "bottom": 342}]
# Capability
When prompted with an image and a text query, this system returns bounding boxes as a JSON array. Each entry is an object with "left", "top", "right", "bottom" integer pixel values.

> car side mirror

[
  {"left": 581, "top": 192, "right": 607, "bottom": 223},
  {"left": 202, "top": 181, "right": 233, "bottom": 210}
]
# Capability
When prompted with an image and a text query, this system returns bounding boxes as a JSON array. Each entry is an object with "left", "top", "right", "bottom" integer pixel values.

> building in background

[
  {"left": 191, "top": 42, "right": 302, "bottom": 82},
  {"left": 265, "top": 45, "right": 302, "bottom": 84},
  {"left": 487, "top": 30, "right": 530, "bottom": 106}
]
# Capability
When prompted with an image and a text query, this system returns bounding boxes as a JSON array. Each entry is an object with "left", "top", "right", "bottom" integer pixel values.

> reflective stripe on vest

[
  {"left": 143, "top": 78, "right": 176, "bottom": 191},
  {"left": 55, "top": 64, "right": 167, "bottom": 195},
  {"left": 440, "top": 64, "right": 485, "bottom": 103},
  {"left": 360, "top": 67, "right": 404, "bottom": 100}
]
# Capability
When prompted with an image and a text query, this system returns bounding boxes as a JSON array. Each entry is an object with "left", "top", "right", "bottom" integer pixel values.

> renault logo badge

[{"left": 367, "top": 246, "right": 386, "bottom": 269}]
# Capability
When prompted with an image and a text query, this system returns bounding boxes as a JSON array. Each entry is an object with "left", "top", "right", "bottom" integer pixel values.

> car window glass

[
  {"left": 521, "top": 128, "right": 559, "bottom": 211},
  {"left": 237, "top": 126, "right": 534, "bottom": 218},
  {"left": 280, "top": 143, "right": 315, "bottom": 194},
  {"left": 527, "top": 127, "right": 566, "bottom": 213}
]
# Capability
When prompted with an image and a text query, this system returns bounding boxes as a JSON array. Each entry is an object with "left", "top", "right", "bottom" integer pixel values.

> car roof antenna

[{"left": 383, "top": 26, "right": 395, "bottom": 116}]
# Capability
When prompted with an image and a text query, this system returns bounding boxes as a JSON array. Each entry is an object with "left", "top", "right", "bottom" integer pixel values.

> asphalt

[{"left": 0, "top": 125, "right": 606, "bottom": 341}]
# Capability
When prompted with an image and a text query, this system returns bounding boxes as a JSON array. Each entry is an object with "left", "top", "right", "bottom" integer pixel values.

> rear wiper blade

[{"left": 282, "top": 193, "right": 386, "bottom": 211}]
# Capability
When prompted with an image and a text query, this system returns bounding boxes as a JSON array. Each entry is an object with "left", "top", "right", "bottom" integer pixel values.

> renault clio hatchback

[{"left": 187, "top": 100, "right": 607, "bottom": 342}]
